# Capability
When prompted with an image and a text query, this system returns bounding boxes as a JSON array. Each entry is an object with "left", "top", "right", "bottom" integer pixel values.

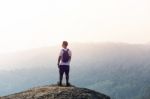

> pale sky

[{"left": 0, "top": 0, "right": 150, "bottom": 53}]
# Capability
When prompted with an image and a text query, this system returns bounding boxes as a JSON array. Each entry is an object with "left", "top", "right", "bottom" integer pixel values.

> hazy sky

[{"left": 0, "top": 0, "right": 150, "bottom": 53}]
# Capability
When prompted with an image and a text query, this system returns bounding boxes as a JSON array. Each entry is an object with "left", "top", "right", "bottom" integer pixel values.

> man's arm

[
  {"left": 58, "top": 50, "right": 62, "bottom": 68},
  {"left": 69, "top": 56, "right": 71, "bottom": 62},
  {"left": 57, "top": 56, "right": 61, "bottom": 67},
  {"left": 69, "top": 50, "right": 72, "bottom": 62}
]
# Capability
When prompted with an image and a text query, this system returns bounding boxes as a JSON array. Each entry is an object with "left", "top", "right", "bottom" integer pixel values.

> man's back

[{"left": 59, "top": 48, "right": 72, "bottom": 66}]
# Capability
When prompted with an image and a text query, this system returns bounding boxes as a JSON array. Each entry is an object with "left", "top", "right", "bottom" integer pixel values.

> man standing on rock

[{"left": 57, "top": 41, "right": 72, "bottom": 86}]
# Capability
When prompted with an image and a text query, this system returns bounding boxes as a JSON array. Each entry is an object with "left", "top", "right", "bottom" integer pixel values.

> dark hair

[{"left": 62, "top": 41, "right": 68, "bottom": 46}]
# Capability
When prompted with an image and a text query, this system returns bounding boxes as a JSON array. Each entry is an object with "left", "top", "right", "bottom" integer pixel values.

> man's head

[{"left": 62, "top": 41, "right": 68, "bottom": 48}]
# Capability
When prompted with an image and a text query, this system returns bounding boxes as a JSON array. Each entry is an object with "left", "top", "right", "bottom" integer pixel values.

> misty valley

[{"left": 0, "top": 43, "right": 150, "bottom": 99}]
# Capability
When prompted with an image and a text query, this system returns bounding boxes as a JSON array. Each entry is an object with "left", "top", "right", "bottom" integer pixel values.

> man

[{"left": 57, "top": 41, "right": 72, "bottom": 86}]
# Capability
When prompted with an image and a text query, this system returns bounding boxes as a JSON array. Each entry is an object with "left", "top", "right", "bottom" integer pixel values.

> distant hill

[{"left": 0, "top": 84, "right": 110, "bottom": 99}]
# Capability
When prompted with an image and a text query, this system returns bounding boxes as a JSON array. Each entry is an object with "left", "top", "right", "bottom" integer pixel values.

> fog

[{"left": 0, "top": 43, "right": 150, "bottom": 99}]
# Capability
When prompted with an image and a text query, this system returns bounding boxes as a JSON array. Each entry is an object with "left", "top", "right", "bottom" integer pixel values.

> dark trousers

[{"left": 59, "top": 65, "right": 70, "bottom": 84}]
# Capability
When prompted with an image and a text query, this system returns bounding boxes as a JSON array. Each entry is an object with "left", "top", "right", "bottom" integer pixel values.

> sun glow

[{"left": 0, "top": 0, "right": 150, "bottom": 53}]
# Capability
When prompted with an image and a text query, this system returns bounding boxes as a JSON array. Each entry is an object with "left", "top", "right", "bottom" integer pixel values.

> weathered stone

[{"left": 0, "top": 84, "right": 110, "bottom": 99}]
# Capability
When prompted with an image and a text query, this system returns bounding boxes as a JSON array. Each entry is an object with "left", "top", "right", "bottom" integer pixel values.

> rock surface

[{"left": 0, "top": 84, "right": 110, "bottom": 99}]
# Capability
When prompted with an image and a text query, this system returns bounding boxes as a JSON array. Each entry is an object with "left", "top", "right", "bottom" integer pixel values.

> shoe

[
  {"left": 57, "top": 82, "right": 62, "bottom": 86},
  {"left": 66, "top": 82, "right": 71, "bottom": 87}
]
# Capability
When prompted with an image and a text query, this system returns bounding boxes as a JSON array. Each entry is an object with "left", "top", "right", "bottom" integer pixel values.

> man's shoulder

[
  {"left": 61, "top": 48, "right": 71, "bottom": 51},
  {"left": 68, "top": 48, "right": 71, "bottom": 52},
  {"left": 64, "top": 48, "right": 72, "bottom": 54},
  {"left": 60, "top": 48, "right": 72, "bottom": 56},
  {"left": 68, "top": 49, "right": 72, "bottom": 56}
]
